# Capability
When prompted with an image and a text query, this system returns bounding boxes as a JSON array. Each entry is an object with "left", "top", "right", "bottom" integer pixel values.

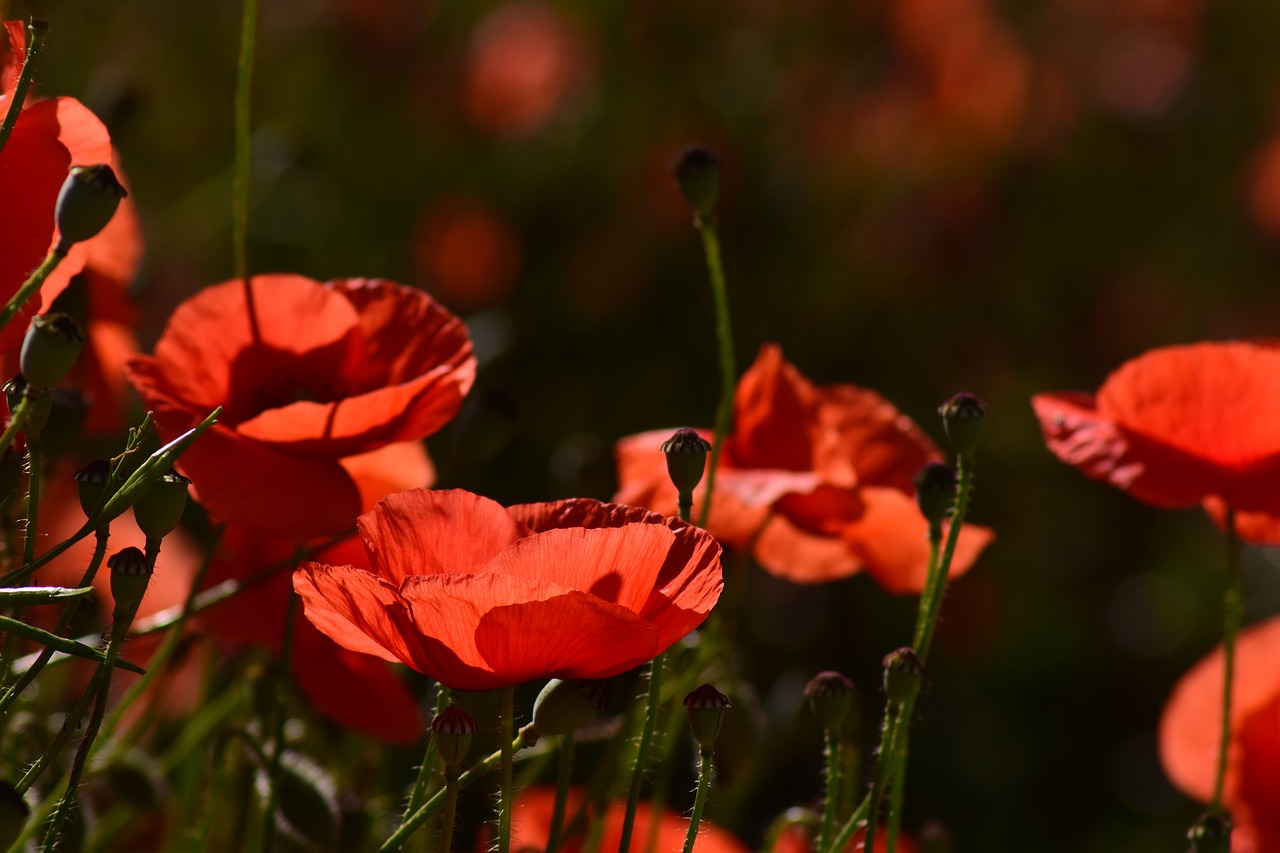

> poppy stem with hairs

[
  {"left": 1212, "top": 509, "right": 1242, "bottom": 817},
  {"left": 498, "top": 684, "right": 516, "bottom": 853},
  {"left": 0, "top": 248, "right": 65, "bottom": 340},
  {"left": 681, "top": 747, "right": 714, "bottom": 853},
  {"left": 617, "top": 656, "right": 665, "bottom": 853},
  {"left": 694, "top": 215, "right": 736, "bottom": 531},
  {"left": 260, "top": 589, "right": 301, "bottom": 853},
  {"left": 0, "top": 20, "right": 49, "bottom": 157},
  {"left": 404, "top": 684, "right": 451, "bottom": 829}
]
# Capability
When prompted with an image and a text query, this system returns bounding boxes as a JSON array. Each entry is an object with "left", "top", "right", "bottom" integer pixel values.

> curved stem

[
  {"left": 618, "top": 652, "right": 665, "bottom": 853},
  {"left": 693, "top": 218, "right": 735, "bottom": 530},
  {"left": 681, "top": 748, "right": 713, "bottom": 853},
  {"left": 1213, "top": 508, "right": 1242, "bottom": 813},
  {"left": 0, "top": 21, "right": 48, "bottom": 155},
  {"left": 0, "top": 248, "right": 65, "bottom": 339}
]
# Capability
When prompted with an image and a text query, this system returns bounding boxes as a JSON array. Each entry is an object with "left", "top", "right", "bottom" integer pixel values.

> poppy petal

[
  {"left": 293, "top": 563, "right": 419, "bottom": 664},
  {"left": 812, "top": 384, "right": 939, "bottom": 492},
  {"left": 731, "top": 343, "right": 815, "bottom": 471},
  {"left": 339, "top": 440, "right": 436, "bottom": 514},
  {"left": 753, "top": 515, "right": 863, "bottom": 583}
]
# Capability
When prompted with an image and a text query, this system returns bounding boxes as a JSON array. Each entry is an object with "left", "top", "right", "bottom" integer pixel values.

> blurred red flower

[
  {"left": 125, "top": 274, "right": 475, "bottom": 538},
  {"left": 1032, "top": 341, "right": 1280, "bottom": 542},
  {"left": 0, "top": 21, "right": 115, "bottom": 355},
  {"left": 294, "top": 490, "right": 722, "bottom": 691},
  {"left": 1160, "top": 617, "right": 1280, "bottom": 853},
  {"left": 507, "top": 786, "right": 749, "bottom": 853},
  {"left": 772, "top": 823, "right": 919, "bottom": 853},
  {"left": 615, "top": 344, "right": 992, "bottom": 591}
]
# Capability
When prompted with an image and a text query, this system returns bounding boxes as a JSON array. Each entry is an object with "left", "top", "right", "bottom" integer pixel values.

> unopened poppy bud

[
  {"left": 0, "top": 781, "right": 28, "bottom": 851},
  {"left": 133, "top": 470, "right": 191, "bottom": 541},
  {"left": 661, "top": 428, "right": 711, "bottom": 496},
  {"left": 4, "top": 375, "right": 50, "bottom": 435},
  {"left": 54, "top": 165, "right": 127, "bottom": 252},
  {"left": 805, "top": 671, "right": 855, "bottom": 731},
  {"left": 1186, "top": 812, "right": 1231, "bottom": 853},
  {"left": 938, "top": 392, "right": 988, "bottom": 457},
  {"left": 20, "top": 313, "right": 84, "bottom": 391},
  {"left": 882, "top": 647, "right": 923, "bottom": 707},
  {"left": 684, "top": 683, "right": 730, "bottom": 750},
  {"left": 75, "top": 459, "right": 117, "bottom": 517},
  {"left": 671, "top": 145, "right": 720, "bottom": 218},
  {"left": 431, "top": 706, "right": 478, "bottom": 768},
  {"left": 532, "top": 678, "right": 611, "bottom": 736},
  {"left": 22, "top": 0, "right": 63, "bottom": 24},
  {"left": 914, "top": 462, "right": 956, "bottom": 528},
  {"left": 108, "top": 546, "right": 152, "bottom": 621}
]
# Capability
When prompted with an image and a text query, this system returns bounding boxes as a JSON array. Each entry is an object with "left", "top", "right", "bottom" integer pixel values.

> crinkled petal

[
  {"left": 812, "top": 383, "right": 939, "bottom": 492},
  {"left": 753, "top": 515, "right": 862, "bottom": 584},
  {"left": 339, "top": 441, "right": 435, "bottom": 514},
  {"left": 731, "top": 343, "right": 815, "bottom": 471}
]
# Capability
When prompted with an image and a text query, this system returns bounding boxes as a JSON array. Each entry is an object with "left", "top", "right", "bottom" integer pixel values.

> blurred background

[{"left": 17, "top": 0, "right": 1280, "bottom": 849}]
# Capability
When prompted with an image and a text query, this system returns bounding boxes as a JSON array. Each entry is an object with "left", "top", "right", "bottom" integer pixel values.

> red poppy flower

[
  {"left": 1159, "top": 617, "right": 1280, "bottom": 853},
  {"left": 124, "top": 274, "right": 476, "bottom": 539},
  {"left": 1032, "top": 341, "right": 1280, "bottom": 542},
  {"left": 0, "top": 21, "right": 114, "bottom": 355},
  {"left": 506, "top": 786, "right": 750, "bottom": 853},
  {"left": 615, "top": 344, "right": 992, "bottom": 591},
  {"left": 293, "top": 489, "right": 723, "bottom": 691}
]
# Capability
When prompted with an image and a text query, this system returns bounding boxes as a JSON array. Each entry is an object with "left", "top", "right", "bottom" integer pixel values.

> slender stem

[
  {"left": 405, "top": 684, "right": 450, "bottom": 828},
  {"left": 0, "top": 21, "right": 48, "bottom": 156},
  {"left": 693, "top": 218, "right": 735, "bottom": 530},
  {"left": 0, "top": 248, "right": 65, "bottom": 339},
  {"left": 915, "top": 459, "right": 973, "bottom": 666},
  {"left": 546, "top": 735, "right": 575, "bottom": 853},
  {"left": 1213, "top": 508, "right": 1242, "bottom": 812},
  {"left": 23, "top": 437, "right": 40, "bottom": 565},
  {"left": 499, "top": 685, "right": 515, "bottom": 853},
  {"left": 618, "top": 652, "right": 665, "bottom": 853},
  {"left": 861, "top": 701, "right": 902, "bottom": 853},
  {"left": 884, "top": 730, "right": 908, "bottom": 853},
  {"left": 41, "top": 667, "right": 111, "bottom": 850},
  {"left": 816, "top": 729, "right": 841, "bottom": 853},
  {"left": 0, "top": 396, "right": 30, "bottom": 458},
  {"left": 439, "top": 767, "right": 460, "bottom": 853},
  {"left": 232, "top": 0, "right": 257, "bottom": 294},
  {"left": 15, "top": 667, "right": 98, "bottom": 792},
  {"left": 260, "top": 590, "right": 300, "bottom": 853},
  {"left": 680, "top": 748, "right": 713, "bottom": 853}
]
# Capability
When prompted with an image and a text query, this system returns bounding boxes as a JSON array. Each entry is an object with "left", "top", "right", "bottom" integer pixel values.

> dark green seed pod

[
  {"left": 133, "top": 469, "right": 191, "bottom": 541},
  {"left": 4, "top": 374, "right": 51, "bottom": 435},
  {"left": 532, "top": 678, "right": 610, "bottom": 736},
  {"left": 1186, "top": 812, "right": 1231, "bottom": 853},
  {"left": 54, "top": 165, "right": 128, "bottom": 252},
  {"left": 20, "top": 313, "right": 84, "bottom": 389},
  {"left": 661, "top": 428, "right": 711, "bottom": 496},
  {"left": 804, "top": 670, "right": 855, "bottom": 731},
  {"left": 75, "top": 459, "right": 116, "bottom": 517},
  {"left": 684, "top": 683, "right": 730, "bottom": 750},
  {"left": 671, "top": 145, "right": 721, "bottom": 219},
  {"left": 0, "top": 781, "right": 29, "bottom": 851},
  {"left": 938, "top": 392, "right": 988, "bottom": 457},
  {"left": 882, "top": 647, "right": 923, "bottom": 707},
  {"left": 914, "top": 462, "right": 957, "bottom": 528},
  {"left": 431, "top": 705, "right": 478, "bottom": 768},
  {"left": 108, "top": 546, "right": 152, "bottom": 622}
]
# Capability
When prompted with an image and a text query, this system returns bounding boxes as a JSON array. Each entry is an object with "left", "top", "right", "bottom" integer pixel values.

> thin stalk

[
  {"left": 693, "top": 217, "right": 735, "bottom": 530},
  {"left": 260, "top": 590, "right": 300, "bottom": 853},
  {"left": 41, "top": 668, "right": 111, "bottom": 850},
  {"left": 23, "top": 436, "right": 41, "bottom": 565},
  {"left": 618, "top": 652, "right": 666, "bottom": 853},
  {"left": 913, "top": 458, "right": 974, "bottom": 665},
  {"left": 816, "top": 729, "right": 841, "bottom": 853},
  {"left": 232, "top": 0, "right": 257, "bottom": 291},
  {"left": 405, "top": 684, "right": 450, "bottom": 829},
  {"left": 439, "top": 766, "right": 461, "bottom": 853},
  {"left": 0, "top": 20, "right": 48, "bottom": 155},
  {"left": 680, "top": 747, "right": 713, "bottom": 853},
  {"left": 1213, "top": 508, "right": 1242, "bottom": 812},
  {"left": 498, "top": 684, "right": 515, "bottom": 853},
  {"left": 0, "top": 396, "right": 30, "bottom": 457},
  {"left": 0, "top": 248, "right": 65, "bottom": 338},
  {"left": 546, "top": 735, "right": 575, "bottom": 853}
]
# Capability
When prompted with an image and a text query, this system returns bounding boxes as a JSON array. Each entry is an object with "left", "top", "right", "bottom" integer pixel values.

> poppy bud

[
  {"left": 532, "top": 678, "right": 611, "bottom": 736},
  {"left": 938, "top": 392, "right": 988, "bottom": 458},
  {"left": 882, "top": 647, "right": 923, "bottom": 707},
  {"left": 661, "top": 428, "right": 711, "bottom": 496},
  {"left": 75, "top": 459, "right": 117, "bottom": 517},
  {"left": 671, "top": 145, "right": 720, "bottom": 219},
  {"left": 22, "top": 0, "right": 63, "bottom": 24},
  {"left": 0, "top": 781, "right": 28, "bottom": 851},
  {"left": 108, "top": 546, "right": 152, "bottom": 622},
  {"left": 54, "top": 165, "right": 128, "bottom": 253},
  {"left": 431, "top": 705, "right": 478, "bottom": 768},
  {"left": 914, "top": 462, "right": 956, "bottom": 528},
  {"left": 20, "top": 313, "right": 84, "bottom": 391},
  {"left": 805, "top": 670, "right": 855, "bottom": 731},
  {"left": 1186, "top": 812, "right": 1231, "bottom": 853},
  {"left": 684, "top": 683, "right": 730, "bottom": 750},
  {"left": 4, "top": 375, "right": 51, "bottom": 435},
  {"left": 133, "top": 470, "right": 191, "bottom": 541}
]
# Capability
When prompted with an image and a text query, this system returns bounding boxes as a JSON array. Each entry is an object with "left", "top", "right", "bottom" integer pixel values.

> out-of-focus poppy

[
  {"left": 507, "top": 786, "right": 750, "bottom": 853},
  {"left": 293, "top": 490, "right": 722, "bottom": 691},
  {"left": 0, "top": 21, "right": 115, "bottom": 355},
  {"left": 614, "top": 344, "right": 992, "bottom": 591},
  {"left": 1160, "top": 617, "right": 1280, "bottom": 853},
  {"left": 1032, "top": 341, "right": 1280, "bottom": 542},
  {"left": 124, "top": 274, "right": 476, "bottom": 539},
  {"left": 412, "top": 198, "right": 522, "bottom": 313},
  {"left": 771, "top": 823, "right": 919, "bottom": 853}
]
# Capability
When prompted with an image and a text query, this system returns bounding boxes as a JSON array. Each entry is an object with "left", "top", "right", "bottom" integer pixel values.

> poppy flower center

[{"left": 221, "top": 342, "right": 349, "bottom": 426}]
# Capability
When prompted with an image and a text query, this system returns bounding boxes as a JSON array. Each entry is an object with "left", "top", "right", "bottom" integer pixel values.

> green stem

[
  {"left": 0, "top": 248, "right": 64, "bottom": 340},
  {"left": 0, "top": 396, "right": 30, "bottom": 458},
  {"left": 546, "top": 735, "right": 575, "bottom": 853},
  {"left": 232, "top": 0, "right": 257, "bottom": 291},
  {"left": 0, "top": 20, "right": 48, "bottom": 156},
  {"left": 618, "top": 652, "right": 666, "bottom": 853},
  {"left": 1213, "top": 508, "right": 1242, "bottom": 812},
  {"left": 23, "top": 437, "right": 41, "bottom": 565},
  {"left": 884, "top": 729, "right": 908, "bottom": 853},
  {"left": 405, "top": 684, "right": 450, "bottom": 831},
  {"left": 260, "top": 590, "right": 300, "bottom": 853},
  {"left": 40, "top": 666, "right": 110, "bottom": 851},
  {"left": 499, "top": 684, "right": 515, "bottom": 853},
  {"left": 693, "top": 218, "right": 735, "bottom": 530},
  {"left": 816, "top": 729, "right": 841, "bottom": 853},
  {"left": 439, "top": 767, "right": 460, "bottom": 853},
  {"left": 861, "top": 701, "right": 902, "bottom": 853},
  {"left": 680, "top": 748, "right": 713, "bottom": 853},
  {"left": 915, "top": 459, "right": 973, "bottom": 666}
]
